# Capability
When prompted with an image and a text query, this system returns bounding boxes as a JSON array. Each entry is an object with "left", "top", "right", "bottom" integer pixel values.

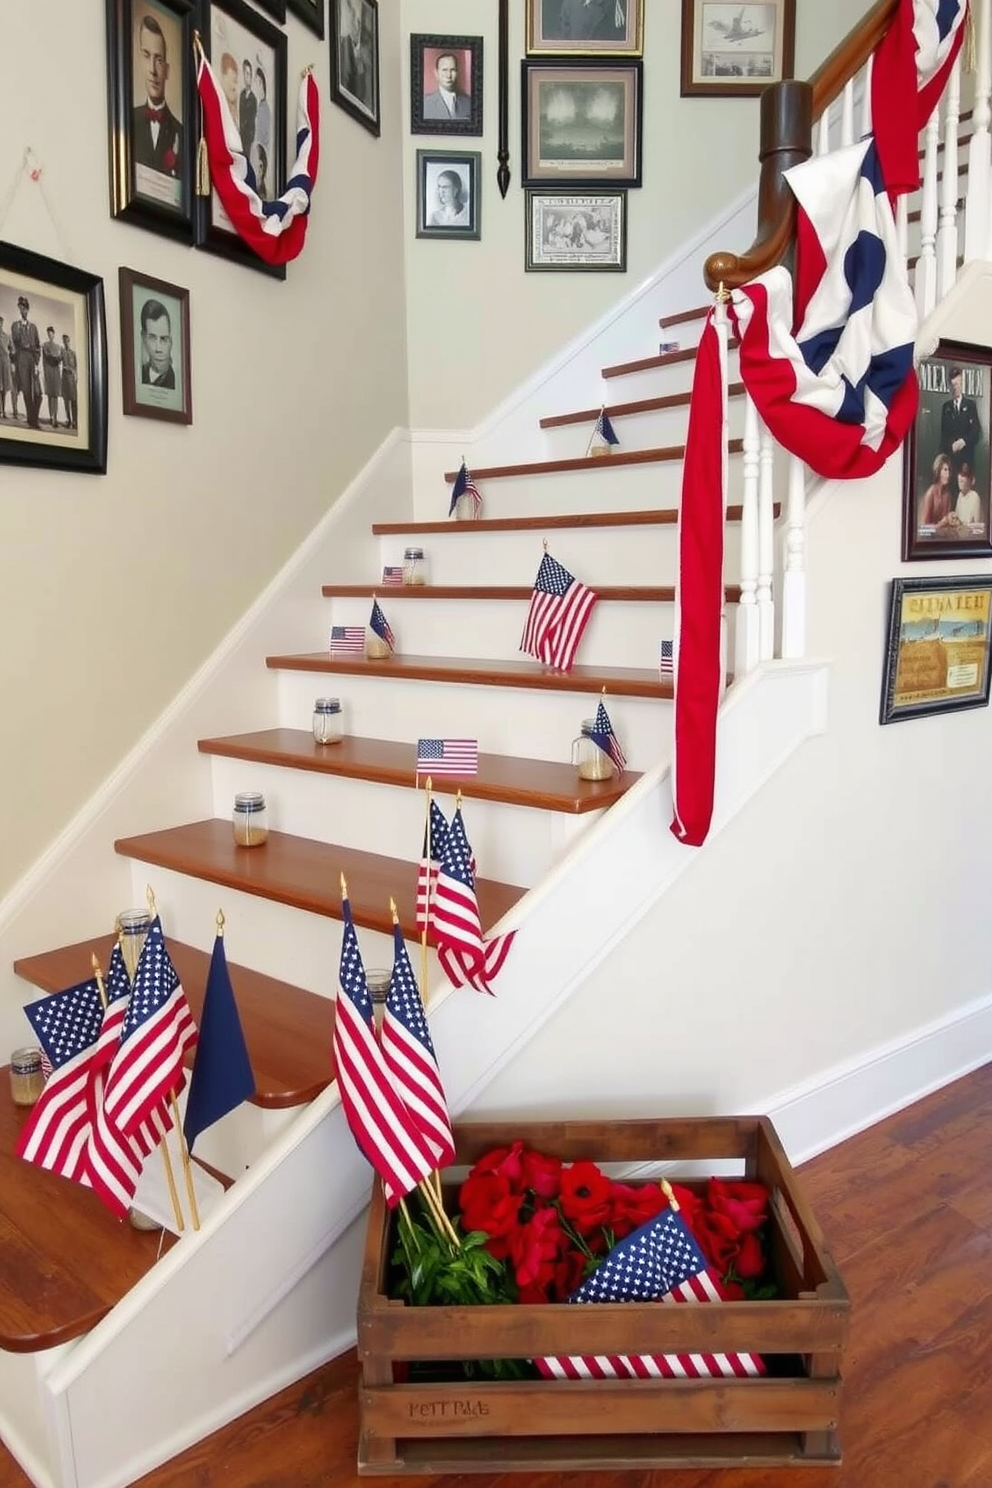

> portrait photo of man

[
  {"left": 412, "top": 36, "right": 481, "bottom": 135},
  {"left": 140, "top": 297, "right": 176, "bottom": 390},
  {"left": 334, "top": 0, "right": 379, "bottom": 127},
  {"left": 0, "top": 278, "right": 84, "bottom": 441},
  {"left": 131, "top": 4, "right": 184, "bottom": 208},
  {"left": 940, "top": 365, "right": 981, "bottom": 480},
  {"left": 422, "top": 51, "right": 471, "bottom": 122},
  {"left": 120, "top": 268, "right": 191, "bottom": 424}
]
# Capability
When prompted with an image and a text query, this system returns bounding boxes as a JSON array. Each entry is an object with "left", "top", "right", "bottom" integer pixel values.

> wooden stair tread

[
  {"left": 14, "top": 936, "right": 333, "bottom": 1109},
  {"left": 321, "top": 584, "right": 721, "bottom": 602},
  {"left": 198, "top": 729, "right": 642, "bottom": 813},
  {"left": 659, "top": 304, "right": 709, "bottom": 328},
  {"left": 372, "top": 504, "right": 757, "bottom": 536},
  {"left": 114, "top": 820, "right": 526, "bottom": 938},
  {"left": 603, "top": 341, "right": 738, "bottom": 379},
  {"left": 0, "top": 1081, "right": 178, "bottom": 1351},
  {"left": 539, "top": 384, "right": 745, "bottom": 430},
  {"left": 441, "top": 443, "right": 722, "bottom": 483},
  {"left": 265, "top": 651, "right": 674, "bottom": 699}
]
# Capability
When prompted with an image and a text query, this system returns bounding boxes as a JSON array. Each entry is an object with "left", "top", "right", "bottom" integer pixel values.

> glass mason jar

[
  {"left": 233, "top": 791, "right": 269, "bottom": 847},
  {"left": 403, "top": 547, "right": 427, "bottom": 586},
  {"left": 365, "top": 627, "right": 392, "bottom": 660},
  {"left": 118, "top": 907, "right": 152, "bottom": 981},
  {"left": 9, "top": 1047, "right": 45, "bottom": 1107},
  {"left": 570, "top": 719, "right": 613, "bottom": 781},
  {"left": 312, "top": 696, "right": 344, "bottom": 745}
]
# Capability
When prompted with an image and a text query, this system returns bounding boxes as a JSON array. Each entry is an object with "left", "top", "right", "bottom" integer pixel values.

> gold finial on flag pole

[
  {"left": 146, "top": 883, "right": 157, "bottom": 917},
  {"left": 389, "top": 897, "right": 399, "bottom": 924},
  {"left": 91, "top": 952, "right": 108, "bottom": 1012},
  {"left": 661, "top": 1178, "right": 680, "bottom": 1212},
  {"left": 216, "top": 909, "right": 225, "bottom": 936},
  {"left": 543, "top": 537, "right": 549, "bottom": 553},
  {"left": 340, "top": 871, "right": 348, "bottom": 899}
]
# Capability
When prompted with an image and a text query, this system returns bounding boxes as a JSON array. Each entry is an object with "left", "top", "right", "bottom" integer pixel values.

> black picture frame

[
  {"left": 287, "top": 0, "right": 324, "bottom": 38},
  {"left": 415, "top": 151, "right": 482, "bottom": 241},
  {"left": 250, "top": 0, "right": 286, "bottom": 20},
  {"left": 681, "top": 0, "right": 796, "bottom": 97},
  {"left": 902, "top": 339, "right": 992, "bottom": 562},
  {"left": 525, "top": 0, "right": 645, "bottom": 57},
  {"left": 521, "top": 59, "right": 643, "bottom": 189},
  {"left": 106, "top": 0, "right": 197, "bottom": 244},
  {"left": 525, "top": 189, "right": 627, "bottom": 271},
  {"left": 329, "top": 0, "right": 380, "bottom": 137},
  {"left": 880, "top": 575, "right": 992, "bottom": 724},
  {"left": 0, "top": 242, "right": 108, "bottom": 476},
  {"left": 195, "top": 0, "right": 289, "bottom": 279},
  {"left": 410, "top": 33, "right": 484, "bottom": 137},
  {"left": 119, "top": 267, "right": 193, "bottom": 425}
]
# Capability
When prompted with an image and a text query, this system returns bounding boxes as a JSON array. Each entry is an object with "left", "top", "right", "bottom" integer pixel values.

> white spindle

[
  {"left": 965, "top": 0, "right": 992, "bottom": 263},
  {"left": 735, "top": 394, "right": 761, "bottom": 679},
  {"left": 757, "top": 423, "right": 775, "bottom": 662},
  {"left": 897, "top": 193, "right": 909, "bottom": 266},
  {"left": 916, "top": 104, "right": 940, "bottom": 318},
  {"left": 816, "top": 106, "right": 831, "bottom": 157},
  {"left": 937, "top": 55, "right": 962, "bottom": 300},
  {"left": 841, "top": 77, "right": 855, "bottom": 146},
  {"left": 780, "top": 456, "right": 807, "bottom": 661},
  {"left": 860, "top": 55, "right": 874, "bottom": 139}
]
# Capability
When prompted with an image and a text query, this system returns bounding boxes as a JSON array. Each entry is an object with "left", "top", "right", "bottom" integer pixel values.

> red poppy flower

[
  {"left": 163, "top": 148, "right": 177, "bottom": 173},
  {"left": 468, "top": 1142, "right": 526, "bottom": 1191},
  {"left": 607, "top": 1180, "right": 668, "bottom": 1238},
  {"left": 706, "top": 1178, "right": 769, "bottom": 1234},
  {"left": 509, "top": 1207, "right": 564, "bottom": 1292},
  {"left": 520, "top": 1146, "right": 562, "bottom": 1201},
  {"left": 559, "top": 1160, "right": 612, "bottom": 1232},
  {"left": 458, "top": 1171, "right": 522, "bottom": 1256},
  {"left": 692, "top": 1207, "right": 742, "bottom": 1273},
  {"left": 734, "top": 1230, "right": 766, "bottom": 1279}
]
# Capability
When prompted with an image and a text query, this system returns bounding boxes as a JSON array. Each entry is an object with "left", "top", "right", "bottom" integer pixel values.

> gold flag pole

[
  {"left": 141, "top": 887, "right": 190, "bottom": 1234},
  {"left": 420, "top": 775, "right": 433, "bottom": 1007}
]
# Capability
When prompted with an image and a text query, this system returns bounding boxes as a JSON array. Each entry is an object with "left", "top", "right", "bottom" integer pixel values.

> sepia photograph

[
  {"left": 525, "top": 189, "right": 627, "bottom": 271},
  {"left": 330, "top": 0, "right": 380, "bottom": 136},
  {"left": 107, "top": 0, "right": 196, "bottom": 242},
  {"left": 521, "top": 59, "right": 643, "bottom": 188},
  {"left": 416, "top": 151, "right": 481, "bottom": 241},
  {"left": 119, "top": 267, "right": 192, "bottom": 425},
  {"left": 0, "top": 242, "right": 107, "bottom": 475},
  {"left": 525, "top": 0, "right": 644, "bottom": 56},
  {"left": 410, "top": 33, "right": 483, "bottom": 136},
  {"left": 902, "top": 340, "right": 992, "bottom": 561},
  {"left": 195, "top": 0, "right": 288, "bottom": 278},
  {"left": 880, "top": 575, "right": 992, "bottom": 724},
  {"left": 681, "top": 0, "right": 795, "bottom": 97}
]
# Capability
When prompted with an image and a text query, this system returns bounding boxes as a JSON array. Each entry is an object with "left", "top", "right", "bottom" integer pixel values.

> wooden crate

[{"left": 356, "top": 1116, "right": 849, "bottom": 1473}]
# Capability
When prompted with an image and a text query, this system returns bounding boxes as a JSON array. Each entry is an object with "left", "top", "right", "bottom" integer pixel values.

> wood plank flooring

[{"left": 2, "top": 1061, "right": 990, "bottom": 1486}]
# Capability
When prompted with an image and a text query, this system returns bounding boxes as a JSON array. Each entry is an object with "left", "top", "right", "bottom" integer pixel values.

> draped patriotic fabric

[
  {"left": 196, "top": 54, "right": 319, "bottom": 267},
  {"left": 872, "top": 0, "right": 969, "bottom": 197}
]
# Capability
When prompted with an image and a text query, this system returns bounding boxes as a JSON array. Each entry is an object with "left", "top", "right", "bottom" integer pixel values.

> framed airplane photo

[{"left": 681, "top": 0, "right": 796, "bottom": 97}]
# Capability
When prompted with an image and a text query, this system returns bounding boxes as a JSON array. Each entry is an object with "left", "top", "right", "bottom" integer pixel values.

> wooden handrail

[{"left": 704, "top": 0, "right": 901, "bottom": 290}]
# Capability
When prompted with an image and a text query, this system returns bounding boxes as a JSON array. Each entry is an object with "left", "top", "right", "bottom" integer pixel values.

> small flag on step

[
  {"left": 329, "top": 625, "right": 365, "bottom": 655},
  {"left": 182, "top": 926, "right": 256, "bottom": 1154},
  {"left": 449, "top": 460, "right": 483, "bottom": 519},
  {"left": 659, "top": 340, "right": 680, "bottom": 356},
  {"left": 588, "top": 698, "right": 626, "bottom": 775},
  {"left": 369, "top": 598, "right": 395, "bottom": 652},
  {"left": 381, "top": 565, "right": 404, "bottom": 586},
  {"left": 660, "top": 639, "right": 675, "bottom": 679},
  {"left": 17, "top": 977, "right": 106, "bottom": 1184},
  {"left": 417, "top": 738, "right": 479, "bottom": 778},
  {"left": 382, "top": 922, "right": 455, "bottom": 1168},
  {"left": 417, "top": 799, "right": 450, "bottom": 934},
  {"left": 521, "top": 551, "right": 598, "bottom": 673},
  {"left": 588, "top": 407, "right": 619, "bottom": 457}
]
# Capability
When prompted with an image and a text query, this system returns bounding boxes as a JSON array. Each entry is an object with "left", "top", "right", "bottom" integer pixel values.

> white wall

[
  {"left": 400, "top": 0, "right": 875, "bottom": 430},
  {"left": 0, "top": 0, "right": 408, "bottom": 896}
]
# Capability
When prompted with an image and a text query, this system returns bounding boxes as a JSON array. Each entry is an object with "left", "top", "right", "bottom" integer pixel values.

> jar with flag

[{"left": 570, "top": 718, "right": 613, "bottom": 781}]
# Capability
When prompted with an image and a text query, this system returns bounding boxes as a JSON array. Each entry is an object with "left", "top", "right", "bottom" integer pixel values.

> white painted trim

[{"left": 0, "top": 429, "right": 405, "bottom": 940}]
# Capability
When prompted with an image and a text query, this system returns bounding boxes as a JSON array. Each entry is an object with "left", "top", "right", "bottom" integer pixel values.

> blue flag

[{"left": 183, "top": 933, "right": 255, "bottom": 1152}]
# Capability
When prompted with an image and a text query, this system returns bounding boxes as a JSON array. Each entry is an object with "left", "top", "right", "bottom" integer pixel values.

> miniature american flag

[
  {"left": 381, "top": 566, "right": 404, "bottom": 585},
  {"left": 369, "top": 599, "right": 395, "bottom": 651},
  {"left": 329, "top": 625, "right": 365, "bottom": 654},
  {"left": 589, "top": 697, "right": 626, "bottom": 775},
  {"left": 535, "top": 1206, "right": 765, "bottom": 1381},
  {"left": 520, "top": 552, "right": 598, "bottom": 672},
  {"left": 381, "top": 922, "right": 455, "bottom": 1167},
  {"left": 416, "top": 738, "right": 479, "bottom": 778},
  {"left": 17, "top": 977, "right": 106, "bottom": 1183},
  {"left": 449, "top": 460, "right": 483, "bottom": 518},
  {"left": 660, "top": 639, "right": 675, "bottom": 679}
]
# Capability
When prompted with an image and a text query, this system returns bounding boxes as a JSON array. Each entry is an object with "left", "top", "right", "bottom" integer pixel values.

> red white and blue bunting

[{"left": 195, "top": 44, "right": 320, "bottom": 267}]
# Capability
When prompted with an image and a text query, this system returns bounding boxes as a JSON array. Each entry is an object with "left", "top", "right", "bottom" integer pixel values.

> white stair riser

[
  {"left": 324, "top": 595, "right": 685, "bottom": 669},
  {"left": 189, "top": 1097, "right": 299, "bottom": 1181},
  {"left": 421, "top": 461, "right": 686, "bottom": 520},
  {"left": 375, "top": 526, "right": 686, "bottom": 586},
  {"left": 207, "top": 756, "right": 592, "bottom": 885},
  {"left": 595, "top": 345, "right": 741, "bottom": 407},
  {"left": 539, "top": 393, "right": 746, "bottom": 462},
  {"left": 274, "top": 670, "right": 671, "bottom": 771}
]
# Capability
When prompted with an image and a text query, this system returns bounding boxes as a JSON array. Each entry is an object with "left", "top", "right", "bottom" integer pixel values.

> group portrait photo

[{"left": 902, "top": 341, "right": 992, "bottom": 561}]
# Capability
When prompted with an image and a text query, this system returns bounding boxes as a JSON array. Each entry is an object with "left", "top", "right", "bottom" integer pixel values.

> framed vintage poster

[
  {"left": 416, "top": 151, "right": 481, "bottom": 241},
  {"left": 902, "top": 340, "right": 992, "bottom": 561},
  {"left": 287, "top": 0, "right": 324, "bottom": 37},
  {"left": 681, "top": 0, "right": 796, "bottom": 97},
  {"left": 106, "top": 0, "right": 197, "bottom": 243},
  {"left": 521, "top": 59, "right": 643, "bottom": 188},
  {"left": 880, "top": 575, "right": 992, "bottom": 724},
  {"left": 329, "top": 0, "right": 380, "bottom": 137},
  {"left": 195, "top": 0, "right": 288, "bottom": 279},
  {"left": 525, "top": 189, "right": 626, "bottom": 271},
  {"left": 410, "top": 33, "right": 483, "bottom": 136},
  {"left": 0, "top": 242, "right": 108, "bottom": 475},
  {"left": 119, "top": 267, "right": 192, "bottom": 424},
  {"left": 525, "top": 0, "right": 645, "bottom": 57}
]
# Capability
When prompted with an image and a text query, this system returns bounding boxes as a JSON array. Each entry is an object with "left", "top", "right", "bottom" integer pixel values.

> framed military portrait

[
  {"left": 902, "top": 340, "right": 992, "bottom": 561},
  {"left": 106, "top": 0, "right": 197, "bottom": 243},
  {"left": 119, "top": 267, "right": 192, "bottom": 425}
]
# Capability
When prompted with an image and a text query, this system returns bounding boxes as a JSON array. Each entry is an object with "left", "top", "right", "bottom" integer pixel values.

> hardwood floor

[{"left": 3, "top": 1062, "right": 991, "bottom": 1487}]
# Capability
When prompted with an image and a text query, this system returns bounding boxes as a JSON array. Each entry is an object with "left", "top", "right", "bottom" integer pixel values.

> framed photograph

[
  {"left": 119, "top": 268, "right": 192, "bottom": 425},
  {"left": 410, "top": 34, "right": 483, "bottom": 136},
  {"left": 680, "top": 0, "right": 796, "bottom": 97},
  {"left": 416, "top": 151, "right": 481, "bottom": 241},
  {"left": 525, "top": 0, "right": 644, "bottom": 57},
  {"left": 106, "top": 0, "right": 196, "bottom": 243},
  {"left": 195, "top": 0, "right": 288, "bottom": 279},
  {"left": 287, "top": 0, "right": 324, "bottom": 37},
  {"left": 329, "top": 0, "right": 380, "bottom": 137},
  {"left": 250, "top": 0, "right": 286, "bottom": 19},
  {"left": 521, "top": 60, "right": 643, "bottom": 188},
  {"left": 880, "top": 575, "right": 992, "bottom": 724},
  {"left": 0, "top": 242, "right": 107, "bottom": 475},
  {"left": 525, "top": 189, "right": 626, "bottom": 271},
  {"left": 902, "top": 340, "right": 992, "bottom": 561}
]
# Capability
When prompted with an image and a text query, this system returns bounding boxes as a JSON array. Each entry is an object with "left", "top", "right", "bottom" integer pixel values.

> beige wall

[
  {"left": 401, "top": 0, "right": 874, "bottom": 430},
  {"left": 0, "top": 0, "right": 408, "bottom": 896}
]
